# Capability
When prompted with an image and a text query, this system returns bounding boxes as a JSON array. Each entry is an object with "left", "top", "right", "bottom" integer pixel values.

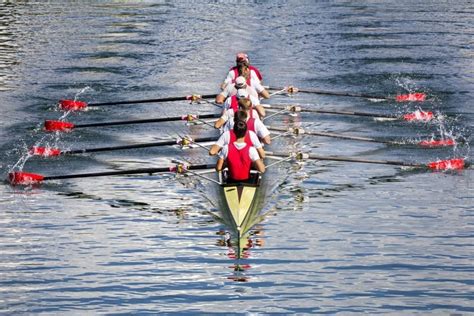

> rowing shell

[{"left": 216, "top": 169, "right": 266, "bottom": 259}]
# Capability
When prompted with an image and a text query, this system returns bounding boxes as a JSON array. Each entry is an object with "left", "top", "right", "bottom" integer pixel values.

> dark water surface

[{"left": 0, "top": 1, "right": 472, "bottom": 314}]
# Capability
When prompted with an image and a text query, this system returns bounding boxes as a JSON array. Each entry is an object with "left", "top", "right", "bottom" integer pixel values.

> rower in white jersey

[
  {"left": 217, "top": 76, "right": 266, "bottom": 117},
  {"left": 215, "top": 97, "right": 271, "bottom": 145},
  {"left": 220, "top": 52, "right": 263, "bottom": 90}
]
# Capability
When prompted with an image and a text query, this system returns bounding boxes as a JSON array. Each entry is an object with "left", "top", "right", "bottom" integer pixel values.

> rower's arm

[
  {"left": 216, "top": 158, "right": 224, "bottom": 171},
  {"left": 215, "top": 93, "right": 226, "bottom": 104},
  {"left": 255, "top": 104, "right": 266, "bottom": 117},
  {"left": 261, "top": 135, "right": 271, "bottom": 145},
  {"left": 214, "top": 118, "right": 226, "bottom": 129},
  {"left": 259, "top": 89, "right": 270, "bottom": 99},
  {"left": 257, "top": 147, "right": 265, "bottom": 159},
  {"left": 254, "top": 159, "right": 265, "bottom": 174},
  {"left": 209, "top": 144, "right": 221, "bottom": 156}
]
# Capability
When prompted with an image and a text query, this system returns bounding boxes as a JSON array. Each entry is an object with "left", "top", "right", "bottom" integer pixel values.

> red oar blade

[
  {"left": 403, "top": 110, "right": 434, "bottom": 122},
  {"left": 59, "top": 99, "right": 88, "bottom": 111},
  {"left": 427, "top": 158, "right": 465, "bottom": 170},
  {"left": 44, "top": 120, "right": 75, "bottom": 132},
  {"left": 8, "top": 172, "right": 44, "bottom": 185},
  {"left": 418, "top": 139, "right": 456, "bottom": 147},
  {"left": 396, "top": 93, "right": 426, "bottom": 102},
  {"left": 29, "top": 146, "right": 62, "bottom": 157}
]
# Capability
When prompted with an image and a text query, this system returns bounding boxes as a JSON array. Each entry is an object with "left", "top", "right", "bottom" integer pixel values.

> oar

[
  {"left": 29, "top": 136, "right": 218, "bottom": 157},
  {"left": 265, "top": 104, "right": 434, "bottom": 122},
  {"left": 268, "top": 126, "right": 456, "bottom": 148},
  {"left": 266, "top": 151, "right": 467, "bottom": 171},
  {"left": 44, "top": 113, "right": 221, "bottom": 132},
  {"left": 267, "top": 86, "right": 426, "bottom": 102},
  {"left": 8, "top": 163, "right": 215, "bottom": 185},
  {"left": 59, "top": 94, "right": 218, "bottom": 111}
]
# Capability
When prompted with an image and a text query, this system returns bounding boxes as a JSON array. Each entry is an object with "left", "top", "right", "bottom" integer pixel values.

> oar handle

[{"left": 88, "top": 94, "right": 218, "bottom": 106}]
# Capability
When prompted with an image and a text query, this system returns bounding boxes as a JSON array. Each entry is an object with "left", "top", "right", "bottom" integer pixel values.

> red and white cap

[
  {"left": 236, "top": 52, "right": 249, "bottom": 63},
  {"left": 234, "top": 76, "right": 247, "bottom": 89}
]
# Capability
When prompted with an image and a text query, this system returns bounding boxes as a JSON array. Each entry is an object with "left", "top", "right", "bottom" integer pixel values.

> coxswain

[
  {"left": 215, "top": 120, "right": 265, "bottom": 182},
  {"left": 209, "top": 110, "right": 266, "bottom": 159},
  {"left": 215, "top": 98, "right": 271, "bottom": 145},
  {"left": 220, "top": 52, "right": 263, "bottom": 90}
]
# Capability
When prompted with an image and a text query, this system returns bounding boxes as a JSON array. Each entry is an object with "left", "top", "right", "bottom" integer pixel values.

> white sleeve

[
  {"left": 220, "top": 109, "right": 233, "bottom": 123},
  {"left": 219, "top": 145, "right": 229, "bottom": 159},
  {"left": 220, "top": 85, "right": 234, "bottom": 99},
  {"left": 252, "top": 79, "right": 265, "bottom": 94},
  {"left": 254, "top": 118, "right": 270, "bottom": 138},
  {"left": 249, "top": 94, "right": 260, "bottom": 106},
  {"left": 250, "top": 71, "right": 261, "bottom": 85},
  {"left": 251, "top": 109, "right": 259, "bottom": 118},
  {"left": 249, "top": 131, "right": 262, "bottom": 148},
  {"left": 224, "top": 70, "right": 234, "bottom": 85},
  {"left": 223, "top": 121, "right": 232, "bottom": 132},
  {"left": 223, "top": 97, "right": 232, "bottom": 110},
  {"left": 215, "top": 131, "right": 230, "bottom": 148},
  {"left": 248, "top": 147, "right": 260, "bottom": 161}
]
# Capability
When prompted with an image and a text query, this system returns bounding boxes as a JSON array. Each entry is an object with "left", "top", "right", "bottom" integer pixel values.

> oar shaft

[
  {"left": 269, "top": 126, "right": 387, "bottom": 143},
  {"left": 74, "top": 113, "right": 220, "bottom": 128},
  {"left": 266, "top": 151, "right": 421, "bottom": 168},
  {"left": 304, "top": 108, "right": 396, "bottom": 119},
  {"left": 268, "top": 86, "right": 390, "bottom": 100},
  {"left": 89, "top": 94, "right": 218, "bottom": 106},
  {"left": 64, "top": 137, "right": 218, "bottom": 154},
  {"left": 305, "top": 153, "right": 419, "bottom": 167},
  {"left": 268, "top": 104, "right": 397, "bottom": 119},
  {"left": 42, "top": 164, "right": 215, "bottom": 181}
]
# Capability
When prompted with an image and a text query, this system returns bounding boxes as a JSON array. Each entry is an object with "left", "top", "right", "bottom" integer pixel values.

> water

[{"left": 1, "top": 1, "right": 473, "bottom": 314}]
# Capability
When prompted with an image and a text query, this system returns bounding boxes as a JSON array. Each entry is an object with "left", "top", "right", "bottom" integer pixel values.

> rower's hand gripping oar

[
  {"left": 265, "top": 151, "right": 467, "bottom": 171},
  {"left": 43, "top": 113, "right": 221, "bottom": 132},
  {"left": 58, "top": 94, "right": 216, "bottom": 111},
  {"left": 269, "top": 85, "right": 427, "bottom": 102},
  {"left": 268, "top": 126, "right": 456, "bottom": 148},
  {"left": 8, "top": 162, "right": 215, "bottom": 186},
  {"left": 267, "top": 104, "right": 436, "bottom": 122}
]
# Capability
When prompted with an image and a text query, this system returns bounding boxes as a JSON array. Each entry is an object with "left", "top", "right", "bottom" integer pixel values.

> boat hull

[{"left": 216, "top": 171, "right": 266, "bottom": 257}]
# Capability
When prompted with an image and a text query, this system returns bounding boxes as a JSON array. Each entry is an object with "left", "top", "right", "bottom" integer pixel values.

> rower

[
  {"left": 216, "top": 75, "right": 268, "bottom": 114},
  {"left": 220, "top": 52, "right": 263, "bottom": 90},
  {"left": 209, "top": 110, "right": 266, "bottom": 159},
  {"left": 222, "top": 87, "right": 265, "bottom": 117},
  {"left": 237, "top": 62, "right": 270, "bottom": 100},
  {"left": 216, "top": 120, "right": 265, "bottom": 182},
  {"left": 215, "top": 98, "right": 271, "bottom": 145}
]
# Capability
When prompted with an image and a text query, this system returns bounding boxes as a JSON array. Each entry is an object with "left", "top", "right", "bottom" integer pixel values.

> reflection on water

[
  {"left": 215, "top": 225, "right": 266, "bottom": 283},
  {"left": 0, "top": 4, "right": 19, "bottom": 91}
]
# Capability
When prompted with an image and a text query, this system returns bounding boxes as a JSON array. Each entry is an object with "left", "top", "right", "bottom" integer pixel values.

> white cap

[
  {"left": 236, "top": 88, "right": 249, "bottom": 99},
  {"left": 234, "top": 76, "right": 247, "bottom": 89}
]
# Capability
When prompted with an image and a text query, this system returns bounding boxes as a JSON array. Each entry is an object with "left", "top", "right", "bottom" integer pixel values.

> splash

[{"left": 58, "top": 86, "right": 92, "bottom": 119}]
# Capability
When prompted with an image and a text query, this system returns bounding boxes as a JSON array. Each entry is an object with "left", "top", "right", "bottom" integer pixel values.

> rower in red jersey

[
  {"left": 221, "top": 52, "right": 263, "bottom": 90},
  {"left": 216, "top": 120, "right": 265, "bottom": 182},
  {"left": 215, "top": 97, "right": 271, "bottom": 145},
  {"left": 209, "top": 109, "right": 266, "bottom": 159}
]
